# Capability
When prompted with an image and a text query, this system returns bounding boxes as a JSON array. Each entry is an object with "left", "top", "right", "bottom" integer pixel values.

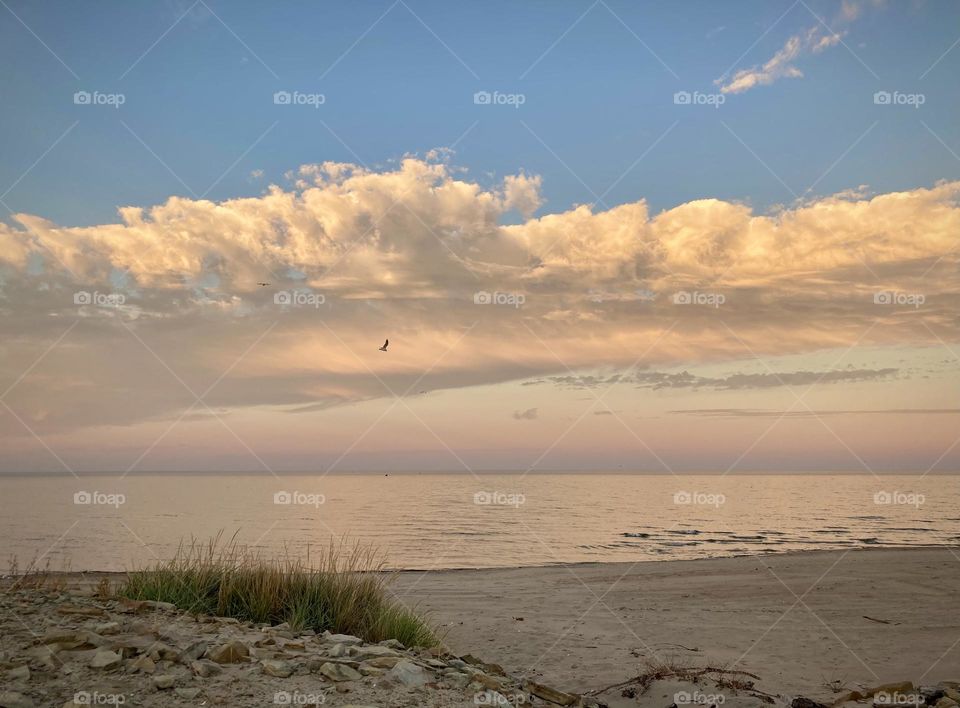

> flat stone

[
  {"left": 152, "top": 674, "right": 177, "bottom": 690},
  {"left": 328, "top": 643, "right": 348, "bottom": 657},
  {"left": 143, "top": 600, "right": 177, "bottom": 612},
  {"left": 129, "top": 655, "right": 156, "bottom": 674},
  {"left": 181, "top": 641, "right": 208, "bottom": 662},
  {"left": 6, "top": 666, "right": 29, "bottom": 682},
  {"left": 174, "top": 688, "right": 202, "bottom": 700},
  {"left": 206, "top": 640, "right": 249, "bottom": 664},
  {"left": 57, "top": 604, "right": 106, "bottom": 617},
  {"left": 0, "top": 691, "right": 32, "bottom": 708},
  {"left": 95, "top": 622, "right": 121, "bottom": 635},
  {"left": 90, "top": 650, "right": 122, "bottom": 669},
  {"left": 191, "top": 660, "right": 222, "bottom": 678},
  {"left": 317, "top": 662, "right": 363, "bottom": 682},
  {"left": 378, "top": 639, "right": 404, "bottom": 649},
  {"left": 385, "top": 659, "right": 431, "bottom": 688},
  {"left": 363, "top": 656, "right": 401, "bottom": 669},
  {"left": 324, "top": 633, "right": 362, "bottom": 646},
  {"left": 261, "top": 659, "right": 294, "bottom": 678},
  {"left": 524, "top": 680, "right": 579, "bottom": 706},
  {"left": 351, "top": 645, "right": 400, "bottom": 660}
]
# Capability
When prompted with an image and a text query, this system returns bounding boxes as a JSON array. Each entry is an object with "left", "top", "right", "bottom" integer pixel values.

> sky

[{"left": 0, "top": 0, "right": 958, "bottom": 473}]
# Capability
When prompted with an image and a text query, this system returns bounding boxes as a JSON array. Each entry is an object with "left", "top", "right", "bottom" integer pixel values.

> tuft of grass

[{"left": 118, "top": 533, "right": 438, "bottom": 648}]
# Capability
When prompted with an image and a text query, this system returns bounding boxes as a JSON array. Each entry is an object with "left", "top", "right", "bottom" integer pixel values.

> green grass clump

[{"left": 119, "top": 534, "right": 437, "bottom": 648}]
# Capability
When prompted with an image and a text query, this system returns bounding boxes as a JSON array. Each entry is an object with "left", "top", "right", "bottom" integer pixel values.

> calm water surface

[{"left": 1, "top": 474, "right": 957, "bottom": 572}]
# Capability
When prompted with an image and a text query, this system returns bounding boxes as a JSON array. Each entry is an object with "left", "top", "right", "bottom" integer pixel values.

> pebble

[
  {"left": 152, "top": 673, "right": 177, "bottom": 690},
  {"left": 385, "top": 659, "right": 431, "bottom": 687},
  {"left": 206, "top": 640, "right": 250, "bottom": 664},
  {"left": 191, "top": 659, "right": 223, "bottom": 677},
  {"left": 261, "top": 659, "right": 294, "bottom": 678},
  {"left": 89, "top": 650, "right": 122, "bottom": 669},
  {"left": 317, "top": 662, "right": 364, "bottom": 682}
]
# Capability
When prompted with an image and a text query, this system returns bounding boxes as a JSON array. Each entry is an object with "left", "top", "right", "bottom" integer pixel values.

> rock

[
  {"left": 6, "top": 665, "right": 29, "bottom": 682},
  {"left": 385, "top": 659, "right": 431, "bottom": 687},
  {"left": 472, "top": 672, "right": 506, "bottom": 690},
  {"left": 832, "top": 691, "right": 865, "bottom": 705},
  {"left": 152, "top": 674, "right": 177, "bottom": 690},
  {"left": 191, "top": 660, "right": 222, "bottom": 677},
  {"left": 56, "top": 604, "right": 107, "bottom": 617},
  {"left": 181, "top": 641, "right": 208, "bottom": 662},
  {"left": 0, "top": 691, "right": 32, "bottom": 708},
  {"left": 935, "top": 699, "right": 959, "bottom": 708},
  {"left": 95, "top": 622, "right": 121, "bottom": 635},
  {"left": 142, "top": 600, "right": 177, "bottom": 612},
  {"left": 868, "top": 683, "right": 915, "bottom": 698},
  {"left": 40, "top": 630, "right": 80, "bottom": 644},
  {"left": 351, "top": 645, "right": 400, "bottom": 660},
  {"left": 261, "top": 659, "right": 294, "bottom": 678},
  {"left": 444, "top": 671, "right": 472, "bottom": 689},
  {"left": 317, "top": 662, "right": 363, "bottom": 682},
  {"left": 945, "top": 690, "right": 960, "bottom": 704},
  {"left": 206, "top": 640, "right": 249, "bottom": 664},
  {"left": 524, "top": 680, "right": 579, "bottom": 706},
  {"left": 922, "top": 688, "right": 947, "bottom": 703},
  {"left": 379, "top": 639, "right": 404, "bottom": 649},
  {"left": 174, "top": 688, "right": 202, "bottom": 700},
  {"left": 129, "top": 655, "right": 156, "bottom": 674},
  {"left": 363, "top": 656, "right": 401, "bottom": 669},
  {"left": 324, "top": 633, "right": 363, "bottom": 646},
  {"left": 328, "top": 643, "right": 349, "bottom": 658},
  {"left": 792, "top": 699, "right": 829, "bottom": 708},
  {"left": 90, "top": 650, "right": 122, "bottom": 669},
  {"left": 358, "top": 665, "right": 386, "bottom": 677}
]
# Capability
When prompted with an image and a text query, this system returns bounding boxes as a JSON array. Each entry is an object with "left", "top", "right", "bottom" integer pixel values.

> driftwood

[{"left": 586, "top": 664, "right": 765, "bottom": 697}]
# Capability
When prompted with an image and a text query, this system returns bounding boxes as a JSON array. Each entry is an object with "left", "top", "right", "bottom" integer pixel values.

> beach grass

[{"left": 118, "top": 534, "right": 438, "bottom": 648}]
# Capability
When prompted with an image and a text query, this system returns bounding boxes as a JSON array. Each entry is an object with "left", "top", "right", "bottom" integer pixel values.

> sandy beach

[{"left": 394, "top": 548, "right": 960, "bottom": 700}]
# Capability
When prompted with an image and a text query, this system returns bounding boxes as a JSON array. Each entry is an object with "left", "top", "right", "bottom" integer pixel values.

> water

[{"left": 1, "top": 473, "right": 956, "bottom": 572}]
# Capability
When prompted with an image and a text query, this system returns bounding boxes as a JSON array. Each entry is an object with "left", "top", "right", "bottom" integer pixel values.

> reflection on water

[{"left": 1, "top": 474, "right": 956, "bottom": 572}]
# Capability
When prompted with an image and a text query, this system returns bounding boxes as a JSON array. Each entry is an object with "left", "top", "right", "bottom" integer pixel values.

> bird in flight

[
  {"left": 257, "top": 282, "right": 270, "bottom": 287},
  {"left": 379, "top": 339, "right": 389, "bottom": 352}
]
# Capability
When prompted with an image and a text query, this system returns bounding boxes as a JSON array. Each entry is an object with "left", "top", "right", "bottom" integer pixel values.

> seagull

[{"left": 379, "top": 339, "right": 389, "bottom": 352}]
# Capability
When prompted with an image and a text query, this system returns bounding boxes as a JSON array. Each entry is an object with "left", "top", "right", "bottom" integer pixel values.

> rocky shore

[
  {"left": 0, "top": 584, "right": 598, "bottom": 707},
  {"left": 2, "top": 575, "right": 958, "bottom": 708}
]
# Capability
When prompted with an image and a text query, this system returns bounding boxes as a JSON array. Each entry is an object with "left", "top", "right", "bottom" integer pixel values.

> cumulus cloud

[{"left": 0, "top": 155, "right": 957, "bottom": 436}]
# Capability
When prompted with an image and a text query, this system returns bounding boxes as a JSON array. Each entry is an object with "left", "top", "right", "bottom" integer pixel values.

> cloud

[
  {"left": 513, "top": 408, "right": 539, "bottom": 420},
  {"left": 671, "top": 408, "right": 960, "bottom": 418},
  {"left": 531, "top": 367, "right": 898, "bottom": 391},
  {"left": 0, "top": 156, "right": 957, "bottom": 436},
  {"left": 714, "top": 2, "right": 876, "bottom": 94}
]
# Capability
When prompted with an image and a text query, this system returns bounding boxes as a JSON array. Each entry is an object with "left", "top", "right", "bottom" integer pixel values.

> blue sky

[{"left": 2, "top": 0, "right": 959, "bottom": 226}]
